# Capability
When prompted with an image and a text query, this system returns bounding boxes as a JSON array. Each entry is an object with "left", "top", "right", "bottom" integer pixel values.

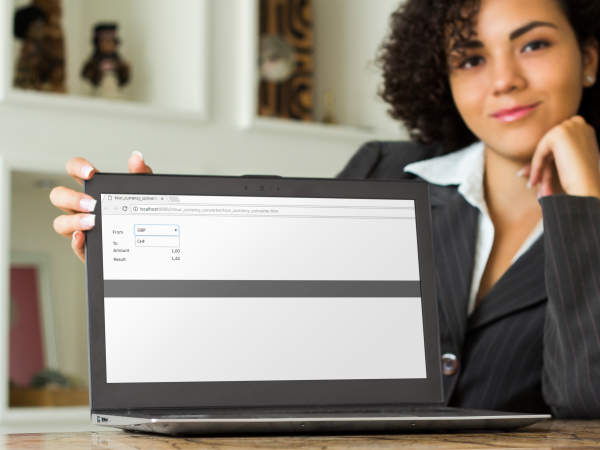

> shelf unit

[{"left": 1, "top": 0, "right": 210, "bottom": 123}]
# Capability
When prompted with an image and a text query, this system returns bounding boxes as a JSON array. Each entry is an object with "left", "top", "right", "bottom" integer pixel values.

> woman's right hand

[{"left": 50, "top": 151, "right": 153, "bottom": 263}]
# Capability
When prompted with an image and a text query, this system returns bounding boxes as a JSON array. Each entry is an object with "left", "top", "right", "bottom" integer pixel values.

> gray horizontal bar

[{"left": 103, "top": 281, "right": 421, "bottom": 298}]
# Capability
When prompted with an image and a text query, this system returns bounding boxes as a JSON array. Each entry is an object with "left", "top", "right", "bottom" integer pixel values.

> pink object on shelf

[{"left": 9, "top": 267, "right": 45, "bottom": 387}]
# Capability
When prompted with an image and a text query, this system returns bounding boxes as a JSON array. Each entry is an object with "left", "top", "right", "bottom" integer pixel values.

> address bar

[{"left": 131, "top": 205, "right": 415, "bottom": 218}]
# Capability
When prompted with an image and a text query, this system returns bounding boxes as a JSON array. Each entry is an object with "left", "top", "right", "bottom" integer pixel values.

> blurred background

[{"left": 1, "top": 0, "right": 407, "bottom": 432}]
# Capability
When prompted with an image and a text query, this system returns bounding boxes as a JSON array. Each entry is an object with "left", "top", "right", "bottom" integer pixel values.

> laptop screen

[{"left": 100, "top": 193, "right": 426, "bottom": 384}]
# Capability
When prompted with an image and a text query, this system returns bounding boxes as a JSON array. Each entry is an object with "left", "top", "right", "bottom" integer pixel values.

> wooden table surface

[{"left": 1, "top": 420, "right": 600, "bottom": 449}]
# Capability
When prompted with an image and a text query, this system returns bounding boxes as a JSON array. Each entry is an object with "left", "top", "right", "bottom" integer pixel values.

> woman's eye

[
  {"left": 523, "top": 40, "right": 550, "bottom": 52},
  {"left": 459, "top": 56, "right": 484, "bottom": 69}
]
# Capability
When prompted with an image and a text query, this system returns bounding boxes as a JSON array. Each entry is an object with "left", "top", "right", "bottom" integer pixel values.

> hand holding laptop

[{"left": 49, "top": 152, "right": 153, "bottom": 262}]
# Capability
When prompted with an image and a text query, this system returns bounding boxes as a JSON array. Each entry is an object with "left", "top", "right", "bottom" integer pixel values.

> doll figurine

[
  {"left": 13, "top": 5, "right": 64, "bottom": 91},
  {"left": 81, "top": 24, "right": 130, "bottom": 100},
  {"left": 33, "top": 0, "right": 66, "bottom": 93}
]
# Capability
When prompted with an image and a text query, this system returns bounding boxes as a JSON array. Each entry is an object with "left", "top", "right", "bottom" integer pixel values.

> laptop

[{"left": 84, "top": 173, "right": 550, "bottom": 435}]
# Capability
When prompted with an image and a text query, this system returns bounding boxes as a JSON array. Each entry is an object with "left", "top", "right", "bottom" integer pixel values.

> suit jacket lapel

[
  {"left": 468, "top": 236, "right": 546, "bottom": 331},
  {"left": 429, "top": 184, "right": 479, "bottom": 351}
]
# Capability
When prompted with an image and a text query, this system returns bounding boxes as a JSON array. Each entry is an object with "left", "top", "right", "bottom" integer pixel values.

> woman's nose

[{"left": 490, "top": 55, "right": 527, "bottom": 96}]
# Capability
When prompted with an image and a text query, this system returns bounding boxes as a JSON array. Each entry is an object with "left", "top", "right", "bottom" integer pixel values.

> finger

[
  {"left": 529, "top": 136, "right": 554, "bottom": 188},
  {"left": 53, "top": 213, "right": 96, "bottom": 238},
  {"left": 538, "top": 161, "right": 554, "bottom": 198},
  {"left": 128, "top": 152, "right": 153, "bottom": 174},
  {"left": 518, "top": 163, "right": 531, "bottom": 179},
  {"left": 50, "top": 186, "right": 97, "bottom": 214},
  {"left": 66, "top": 158, "right": 98, "bottom": 186},
  {"left": 570, "top": 115, "right": 587, "bottom": 125},
  {"left": 72, "top": 231, "right": 86, "bottom": 263}
]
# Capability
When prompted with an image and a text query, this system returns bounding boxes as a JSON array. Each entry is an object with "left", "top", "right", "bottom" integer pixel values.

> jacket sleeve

[{"left": 540, "top": 194, "right": 600, "bottom": 418}]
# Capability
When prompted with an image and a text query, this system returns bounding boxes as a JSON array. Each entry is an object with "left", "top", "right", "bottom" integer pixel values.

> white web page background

[
  {"left": 104, "top": 297, "right": 427, "bottom": 383},
  {"left": 101, "top": 194, "right": 427, "bottom": 383}
]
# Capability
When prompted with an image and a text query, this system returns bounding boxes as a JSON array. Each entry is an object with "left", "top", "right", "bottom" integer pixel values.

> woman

[{"left": 50, "top": 0, "right": 600, "bottom": 418}]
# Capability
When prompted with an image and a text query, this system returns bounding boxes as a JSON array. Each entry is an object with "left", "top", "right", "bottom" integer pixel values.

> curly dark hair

[{"left": 378, "top": 0, "right": 600, "bottom": 154}]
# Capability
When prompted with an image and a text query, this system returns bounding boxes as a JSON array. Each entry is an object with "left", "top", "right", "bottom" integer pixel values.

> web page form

[{"left": 101, "top": 194, "right": 427, "bottom": 383}]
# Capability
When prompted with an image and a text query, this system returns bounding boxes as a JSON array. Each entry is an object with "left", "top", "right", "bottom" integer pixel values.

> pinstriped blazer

[{"left": 337, "top": 140, "right": 600, "bottom": 419}]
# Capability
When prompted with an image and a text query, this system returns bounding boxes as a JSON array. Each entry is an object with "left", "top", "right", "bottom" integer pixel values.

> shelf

[
  {"left": 1, "top": 406, "right": 89, "bottom": 424},
  {"left": 245, "top": 116, "right": 379, "bottom": 141},
  {"left": 3, "top": 88, "right": 207, "bottom": 123}
]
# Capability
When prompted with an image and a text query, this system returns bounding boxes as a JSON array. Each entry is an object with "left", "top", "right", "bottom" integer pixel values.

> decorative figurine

[
  {"left": 259, "top": 35, "right": 296, "bottom": 83},
  {"left": 13, "top": 5, "right": 64, "bottom": 92},
  {"left": 321, "top": 90, "right": 337, "bottom": 125},
  {"left": 81, "top": 23, "right": 131, "bottom": 100},
  {"left": 33, "top": 0, "right": 66, "bottom": 92}
]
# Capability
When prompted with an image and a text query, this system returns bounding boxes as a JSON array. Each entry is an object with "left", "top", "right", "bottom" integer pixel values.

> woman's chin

[
  {"left": 484, "top": 139, "right": 538, "bottom": 162},
  {"left": 485, "top": 128, "right": 551, "bottom": 161}
]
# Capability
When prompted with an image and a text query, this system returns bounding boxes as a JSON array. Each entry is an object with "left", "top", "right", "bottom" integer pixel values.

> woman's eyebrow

[
  {"left": 461, "top": 21, "right": 558, "bottom": 49},
  {"left": 509, "top": 21, "right": 557, "bottom": 40}
]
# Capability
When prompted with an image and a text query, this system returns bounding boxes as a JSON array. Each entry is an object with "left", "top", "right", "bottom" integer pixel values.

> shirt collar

[{"left": 404, "top": 141, "right": 488, "bottom": 215}]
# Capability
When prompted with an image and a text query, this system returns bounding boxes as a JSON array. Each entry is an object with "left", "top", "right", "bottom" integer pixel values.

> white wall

[{"left": 313, "top": 0, "right": 402, "bottom": 134}]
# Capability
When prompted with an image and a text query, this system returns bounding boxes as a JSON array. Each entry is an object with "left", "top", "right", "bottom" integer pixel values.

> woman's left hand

[{"left": 525, "top": 115, "right": 600, "bottom": 200}]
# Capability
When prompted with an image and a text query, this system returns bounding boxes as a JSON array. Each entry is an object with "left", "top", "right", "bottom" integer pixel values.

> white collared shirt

[{"left": 404, "top": 141, "right": 544, "bottom": 316}]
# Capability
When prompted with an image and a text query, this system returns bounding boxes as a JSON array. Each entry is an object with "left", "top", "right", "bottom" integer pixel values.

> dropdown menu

[
  {"left": 134, "top": 225, "right": 180, "bottom": 236},
  {"left": 134, "top": 225, "right": 180, "bottom": 247}
]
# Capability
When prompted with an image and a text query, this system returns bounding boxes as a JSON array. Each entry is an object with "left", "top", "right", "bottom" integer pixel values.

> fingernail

[
  {"left": 80, "top": 198, "right": 97, "bottom": 212},
  {"left": 537, "top": 191, "right": 542, "bottom": 199},
  {"left": 72, "top": 231, "right": 80, "bottom": 240},
  {"left": 527, "top": 180, "right": 532, "bottom": 189},
  {"left": 132, "top": 151, "right": 144, "bottom": 161},
  {"left": 517, "top": 168, "right": 525, "bottom": 178},
  {"left": 80, "top": 215, "right": 95, "bottom": 228},
  {"left": 81, "top": 166, "right": 94, "bottom": 178}
]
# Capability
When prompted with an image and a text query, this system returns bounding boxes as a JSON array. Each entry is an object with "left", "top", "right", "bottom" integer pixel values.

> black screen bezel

[{"left": 84, "top": 173, "right": 443, "bottom": 410}]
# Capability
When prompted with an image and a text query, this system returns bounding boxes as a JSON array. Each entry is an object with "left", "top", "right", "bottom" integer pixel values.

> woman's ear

[{"left": 582, "top": 35, "right": 599, "bottom": 87}]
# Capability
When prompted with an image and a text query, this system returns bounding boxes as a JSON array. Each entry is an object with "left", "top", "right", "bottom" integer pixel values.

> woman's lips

[{"left": 491, "top": 102, "right": 542, "bottom": 123}]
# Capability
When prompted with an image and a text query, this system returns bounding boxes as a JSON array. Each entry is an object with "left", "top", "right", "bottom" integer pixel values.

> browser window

[{"left": 101, "top": 194, "right": 427, "bottom": 383}]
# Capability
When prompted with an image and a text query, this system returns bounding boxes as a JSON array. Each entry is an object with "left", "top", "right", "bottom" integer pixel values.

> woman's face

[{"left": 447, "top": 0, "right": 599, "bottom": 162}]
